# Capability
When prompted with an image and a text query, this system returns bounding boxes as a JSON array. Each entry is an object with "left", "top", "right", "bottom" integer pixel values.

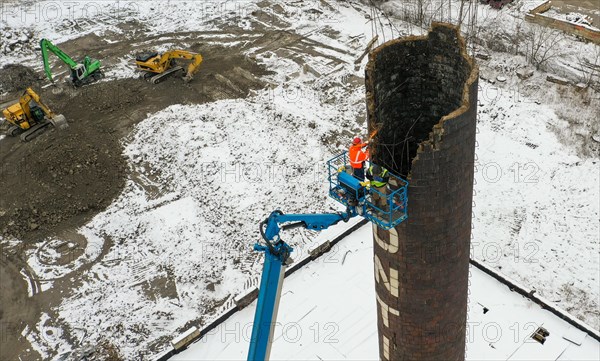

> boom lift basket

[{"left": 327, "top": 151, "right": 408, "bottom": 230}]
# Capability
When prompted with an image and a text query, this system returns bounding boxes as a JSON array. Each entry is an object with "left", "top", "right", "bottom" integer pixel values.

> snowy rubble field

[
  {"left": 473, "top": 80, "right": 599, "bottom": 328},
  {"left": 61, "top": 83, "right": 364, "bottom": 356},
  {"left": 0, "top": 0, "right": 598, "bottom": 358},
  {"left": 21, "top": 50, "right": 368, "bottom": 358}
]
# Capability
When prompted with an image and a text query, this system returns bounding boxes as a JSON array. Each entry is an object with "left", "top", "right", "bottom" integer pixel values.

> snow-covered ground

[
  {"left": 473, "top": 78, "right": 600, "bottom": 330},
  {"left": 0, "top": 0, "right": 598, "bottom": 359},
  {"left": 174, "top": 223, "right": 600, "bottom": 361}
]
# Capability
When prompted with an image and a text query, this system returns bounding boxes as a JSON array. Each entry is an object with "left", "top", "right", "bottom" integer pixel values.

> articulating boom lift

[
  {"left": 247, "top": 152, "right": 409, "bottom": 360},
  {"left": 40, "top": 39, "right": 103, "bottom": 87}
]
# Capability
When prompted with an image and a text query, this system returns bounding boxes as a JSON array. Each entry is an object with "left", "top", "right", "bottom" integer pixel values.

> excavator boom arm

[
  {"left": 182, "top": 53, "right": 203, "bottom": 78},
  {"left": 40, "top": 39, "right": 79, "bottom": 82},
  {"left": 25, "top": 88, "right": 54, "bottom": 116},
  {"left": 162, "top": 50, "right": 203, "bottom": 78},
  {"left": 18, "top": 92, "right": 32, "bottom": 119}
]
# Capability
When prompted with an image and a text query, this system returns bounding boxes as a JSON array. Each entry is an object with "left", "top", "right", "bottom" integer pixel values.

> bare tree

[
  {"left": 417, "top": 0, "right": 425, "bottom": 26},
  {"left": 394, "top": 0, "right": 432, "bottom": 30},
  {"left": 458, "top": 0, "right": 467, "bottom": 26},
  {"left": 577, "top": 45, "right": 600, "bottom": 90},
  {"left": 526, "top": 25, "right": 565, "bottom": 70},
  {"left": 512, "top": 19, "right": 526, "bottom": 56}
]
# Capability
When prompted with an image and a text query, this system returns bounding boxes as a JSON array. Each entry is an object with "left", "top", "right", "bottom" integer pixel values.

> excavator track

[
  {"left": 20, "top": 122, "right": 51, "bottom": 142},
  {"left": 73, "top": 70, "right": 105, "bottom": 87},
  {"left": 20, "top": 121, "right": 52, "bottom": 142},
  {"left": 18, "top": 114, "right": 68, "bottom": 142},
  {"left": 149, "top": 66, "right": 184, "bottom": 84},
  {"left": 8, "top": 125, "right": 23, "bottom": 137}
]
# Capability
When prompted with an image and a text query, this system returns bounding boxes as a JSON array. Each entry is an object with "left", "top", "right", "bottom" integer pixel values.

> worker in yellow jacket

[{"left": 366, "top": 164, "right": 389, "bottom": 211}]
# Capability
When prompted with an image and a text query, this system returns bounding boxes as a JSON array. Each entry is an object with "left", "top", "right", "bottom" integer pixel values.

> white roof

[{"left": 172, "top": 225, "right": 600, "bottom": 361}]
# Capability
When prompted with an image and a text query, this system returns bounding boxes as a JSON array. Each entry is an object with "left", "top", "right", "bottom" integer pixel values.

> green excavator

[{"left": 40, "top": 38, "right": 104, "bottom": 87}]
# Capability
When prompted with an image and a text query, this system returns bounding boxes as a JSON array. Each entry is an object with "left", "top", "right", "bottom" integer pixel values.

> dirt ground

[
  {"left": 0, "top": 35, "right": 269, "bottom": 359},
  {"left": 0, "top": 254, "right": 40, "bottom": 361},
  {"left": 0, "top": 64, "right": 40, "bottom": 94},
  {"left": 551, "top": 0, "right": 600, "bottom": 25},
  {"left": 0, "top": 42, "right": 268, "bottom": 240}
]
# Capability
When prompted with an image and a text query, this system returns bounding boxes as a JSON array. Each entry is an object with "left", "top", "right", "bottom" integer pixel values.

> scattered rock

[{"left": 0, "top": 28, "right": 35, "bottom": 59}]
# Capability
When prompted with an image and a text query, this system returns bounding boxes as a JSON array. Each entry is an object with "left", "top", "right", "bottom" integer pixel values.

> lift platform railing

[
  {"left": 327, "top": 151, "right": 408, "bottom": 230},
  {"left": 364, "top": 176, "right": 408, "bottom": 229}
]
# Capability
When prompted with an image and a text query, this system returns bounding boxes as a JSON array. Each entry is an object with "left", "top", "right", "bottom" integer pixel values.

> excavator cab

[
  {"left": 72, "top": 64, "right": 86, "bottom": 81},
  {"left": 135, "top": 52, "right": 163, "bottom": 76},
  {"left": 29, "top": 105, "right": 45, "bottom": 123},
  {"left": 135, "top": 52, "right": 158, "bottom": 63},
  {"left": 327, "top": 151, "right": 408, "bottom": 230}
]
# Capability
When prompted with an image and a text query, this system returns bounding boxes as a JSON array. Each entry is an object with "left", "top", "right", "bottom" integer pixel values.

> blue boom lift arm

[
  {"left": 248, "top": 209, "right": 353, "bottom": 361},
  {"left": 247, "top": 151, "right": 409, "bottom": 361}
]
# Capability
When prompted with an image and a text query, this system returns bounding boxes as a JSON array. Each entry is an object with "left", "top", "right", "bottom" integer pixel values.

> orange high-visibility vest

[{"left": 349, "top": 143, "right": 369, "bottom": 168}]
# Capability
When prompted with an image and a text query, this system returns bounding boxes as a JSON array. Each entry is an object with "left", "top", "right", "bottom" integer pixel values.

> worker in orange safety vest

[{"left": 349, "top": 136, "right": 369, "bottom": 180}]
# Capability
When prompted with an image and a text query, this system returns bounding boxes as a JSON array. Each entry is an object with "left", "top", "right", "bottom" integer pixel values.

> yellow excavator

[
  {"left": 134, "top": 50, "right": 203, "bottom": 84},
  {"left": 2, "top": 88, "right": 68, "bottom": 142}
]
